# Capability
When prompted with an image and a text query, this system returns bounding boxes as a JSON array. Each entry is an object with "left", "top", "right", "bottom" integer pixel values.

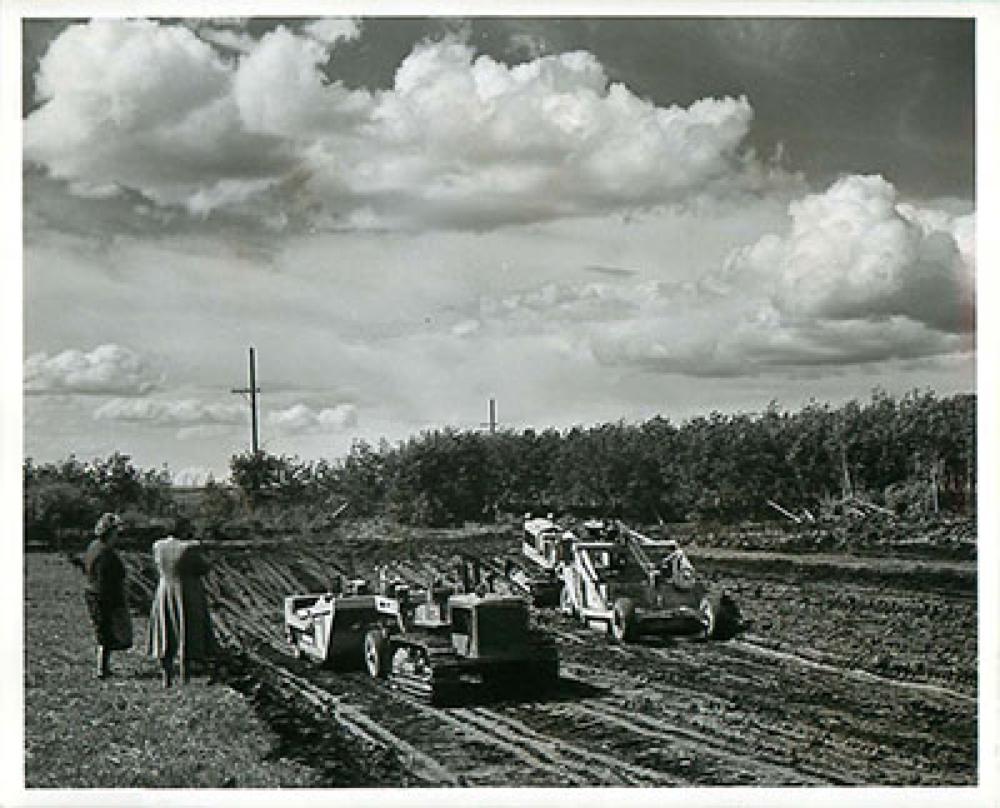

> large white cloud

[
  {"left": 24, "top": 344, "right": 162, "bottom": 395},
  {"left": 718, "top": 175, "right": 974, "bottom": 334},
  {"left": 24, "top": 21, "right": 792, "bottom": 230},
  {"left": 24, "top": 20, "right": 296, "bottom": 211},
  {"left": 469, "top": 175, "right": 974, "bottom": 377}
]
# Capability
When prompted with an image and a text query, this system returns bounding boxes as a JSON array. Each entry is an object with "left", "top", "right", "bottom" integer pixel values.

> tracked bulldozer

[
  {"left": 285, "top": 565, "right": 559, "bottom": 705},
  {"left": 363, "top": 583, "right": 559, "bottom": 704},
  {"left": 559, "top": 520, "right": 740, "bottom": 642},
  {"left": 365, "top": 559, "right": 559, "bottom": 704}
]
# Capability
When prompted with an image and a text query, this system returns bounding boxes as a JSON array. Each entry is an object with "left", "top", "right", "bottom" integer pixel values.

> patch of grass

[{"left": 24, "top": 554, "right": 319, "bottom": 788}]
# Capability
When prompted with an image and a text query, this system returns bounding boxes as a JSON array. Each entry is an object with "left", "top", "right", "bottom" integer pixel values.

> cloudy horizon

[{"left": 19, "top": 15, "right": 977, "bottom": 483}]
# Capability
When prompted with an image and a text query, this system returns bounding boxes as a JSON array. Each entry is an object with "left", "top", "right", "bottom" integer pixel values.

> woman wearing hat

[{"left": 82, "top": 513, "right": 133, "bottom": 678}]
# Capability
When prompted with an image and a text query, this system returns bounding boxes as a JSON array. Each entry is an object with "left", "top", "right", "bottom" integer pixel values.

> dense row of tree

[
  {"left": 23, "top": 452, "right": 173, "bottom": 541},
  {"left": 23, "top": 390, "right": 976, "bottom": 533},
  {"left": 229, "top": 390, "right": 976, "bottom": 526}
]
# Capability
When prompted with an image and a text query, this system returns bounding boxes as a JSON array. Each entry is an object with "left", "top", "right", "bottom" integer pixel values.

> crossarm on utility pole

[{"left": 231, "top": 346, "right": 261, "bottom": 453}]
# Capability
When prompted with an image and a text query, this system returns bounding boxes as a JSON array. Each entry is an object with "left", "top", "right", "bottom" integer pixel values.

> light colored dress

[{"left": 146, "top": 536, "right": 215, "bottom": 662}]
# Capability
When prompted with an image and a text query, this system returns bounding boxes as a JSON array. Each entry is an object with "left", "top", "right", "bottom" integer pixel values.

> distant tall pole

[
  {"left": 231, "top": 347, "right": 261, "bottom": 453},
  {"left": 480, "top": 397, "right": 498, "bottom": 434}
]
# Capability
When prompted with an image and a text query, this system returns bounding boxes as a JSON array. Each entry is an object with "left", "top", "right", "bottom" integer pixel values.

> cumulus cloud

[
  {"left": 471, "top": 175, "right": 974, "bottom": 377},
  {"left": 267, "top": 403, "right": 359, "bottom": 433},
  {"left": 302, "top": 18, "right": 362, "bottom": 46},
  {"left": 24, "top": 21, "right": 793, "bottom": 231},
  {"left": 25, "top": 20, "right": 296, "bottom": 210},
  {"left": 93, "top": 397, "right": 247, "bottom": 425},
  {"left": 717, "top": 175, "right": 974, "bottom": 334},
  {"left": 232, "top": 26, "right": 372, "bottom": 139},
  {"left": 24, "top": 344, "right": 161, "bottom": 395}
]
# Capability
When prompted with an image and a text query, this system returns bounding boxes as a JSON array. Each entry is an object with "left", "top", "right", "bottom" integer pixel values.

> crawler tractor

[
  {"left": 559, "top": 520, "right": 739, "bottom": 642},
  {"left": 363, "top": 570, "right": 559, "bottom": 704},
  {"left": 286, "top": 570, "right": 559, "bottom": 705}
]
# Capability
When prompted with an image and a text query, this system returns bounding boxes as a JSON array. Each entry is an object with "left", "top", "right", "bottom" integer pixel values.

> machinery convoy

[{"left": 283, "top": 515, "right": 740, "bottom": 705}]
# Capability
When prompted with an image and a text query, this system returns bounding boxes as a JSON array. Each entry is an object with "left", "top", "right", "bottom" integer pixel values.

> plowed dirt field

[{"left": 112, "top": 525, "right": 977, "bottom": 787}]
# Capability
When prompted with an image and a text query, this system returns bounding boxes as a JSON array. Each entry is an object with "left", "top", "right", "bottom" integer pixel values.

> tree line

[
  {"left": 23, "top": 452, "right": 174, "bottom": 542},
  {"left": 24, "top": 390, "right": 976, "bottom": 535},
  {"left": 231, "top": 389, "right": 975, "bottom": 526}
]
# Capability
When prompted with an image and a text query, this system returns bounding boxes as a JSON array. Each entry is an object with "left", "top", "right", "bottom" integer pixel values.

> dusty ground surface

[
  {"left": 26, "top": 520, "right": 979, "bottom": 788},
  {"left": 138, "top": 523, "right": 980, "bottom": 786}
]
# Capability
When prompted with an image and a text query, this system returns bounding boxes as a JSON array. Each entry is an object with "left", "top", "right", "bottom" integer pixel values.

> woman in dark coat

[
  {"left": 83, "top": 512, "right": 132, "bottom": 679},
  {"left": 147, "top": 530, "right": 216, "bottom": 687}
]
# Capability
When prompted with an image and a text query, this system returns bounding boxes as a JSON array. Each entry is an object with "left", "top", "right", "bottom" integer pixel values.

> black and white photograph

[{"left": 5, "top": 2, "right": 998, "bottom": 804}]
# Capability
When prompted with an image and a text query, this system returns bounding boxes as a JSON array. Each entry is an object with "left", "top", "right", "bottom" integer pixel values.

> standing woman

[
  {"left": 83, "top": 513, "right": 133, "bottom": 679},
  {"left": 147, "top": 527, "right": 216, "bottom": 687}
]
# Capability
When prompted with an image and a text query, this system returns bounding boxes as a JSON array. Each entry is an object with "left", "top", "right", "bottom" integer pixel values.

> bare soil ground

[{"left": 26, "top": 521, "right": 978, "bottom": 788}]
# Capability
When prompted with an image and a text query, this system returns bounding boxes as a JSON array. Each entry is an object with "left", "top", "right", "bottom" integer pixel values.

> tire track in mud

[
  {"left": 246, "top": 653, "right": 461, "bottom": 785},
  {"left": 542, "top": 667, "right": 830, "bottom": 785},
  {"left": 464, "top": 700, "right": 772, "bottom": 786},
  {"left": 548, "top": 615, "right": 975, "bottom": 785},
  {"left": 557, "top": 659, "right": 882, "bottom": 785},
  {"left": 732, "top": 576, "right": 977, "bottom": 694},
  {"left": 733, "top": 635, "right": 976, "bottom": 703},
  {"left": 291, "top": 643, "right": 853, "bottom": 786},
  {"left": 301, "top": 664, "right": 683, "bottom": 786},
  {"left": 445, "top": 705, "right": 680, "bottom": 786}
]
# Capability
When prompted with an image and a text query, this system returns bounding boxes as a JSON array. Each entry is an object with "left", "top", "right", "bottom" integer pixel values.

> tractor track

[
  {"left": 732, "top": 635, "right": 976, "bottom": 703},
  {"left": 277, "top": 655, "right": 682, "bottom": 786},
  {"left": 454, "top": 709, "right": 674, "bottom": 786},
  {"left": 548, "top": 618, "right": 975, "bottom": 785},
  {"left": 546, "top": 667, "right": 832, "bottom": 785}
]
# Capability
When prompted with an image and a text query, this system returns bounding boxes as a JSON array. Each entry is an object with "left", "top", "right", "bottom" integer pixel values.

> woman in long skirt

[
  {"left": 83, "top": 513, "right": 132, "bottom": 678},
  {"left": 147, "top": 530, "right": 215, "bottom": 687}
]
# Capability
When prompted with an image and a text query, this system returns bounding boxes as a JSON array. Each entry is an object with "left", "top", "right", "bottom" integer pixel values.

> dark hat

[{"left": 94, "top": 512, "right": 123, "bottom": 537}]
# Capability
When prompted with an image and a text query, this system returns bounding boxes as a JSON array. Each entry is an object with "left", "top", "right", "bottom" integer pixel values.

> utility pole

[
  {"left": 479, "top": 397, "right": 500, "bottom": 524},
  {"left": 231, "top": 346, "right": 261, "bottom": 453},
  {"left": 480, "top": 397, "right": 498, "bottom": 434}
]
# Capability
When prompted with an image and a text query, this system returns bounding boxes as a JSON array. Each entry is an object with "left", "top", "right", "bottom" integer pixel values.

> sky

[{"left": 15, "top": 11, "right": 981, "bottom": 483}]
